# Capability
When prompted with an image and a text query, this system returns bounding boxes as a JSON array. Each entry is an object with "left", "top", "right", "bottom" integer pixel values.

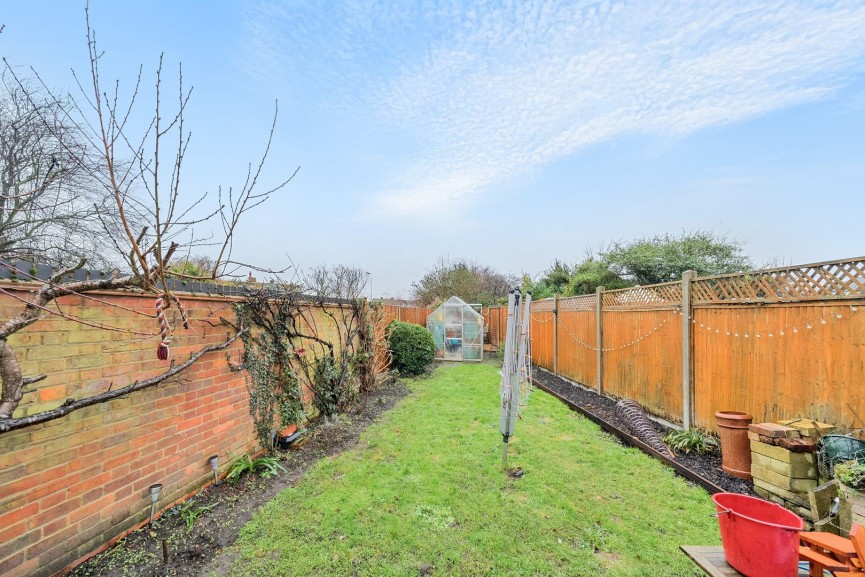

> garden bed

[
  {"left": 68, "top": 380, "right": 410, "bottom": 577},
  {"left": 532, "top": 367, "right": 756, "bottom": 496}
]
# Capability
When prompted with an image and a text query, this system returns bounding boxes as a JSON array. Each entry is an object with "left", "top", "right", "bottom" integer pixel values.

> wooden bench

[{"left": 681, "top": 546, "right": 811, "bottom": 576}]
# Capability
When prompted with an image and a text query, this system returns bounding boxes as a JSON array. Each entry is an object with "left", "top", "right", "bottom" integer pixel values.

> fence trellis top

[
  {"left": 528, "top": 256, "right": 865, "bottom": 310},
  {"left": 690, "top": 257, "right": 865, "bottom": 305}
]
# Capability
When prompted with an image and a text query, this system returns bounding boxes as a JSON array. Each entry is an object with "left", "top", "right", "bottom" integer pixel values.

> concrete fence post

[
  {"left": 553, "top": 294, "right": 559, "bottom": 376},
  {"left": 596, "top": 286, "right": 604, "bottom": 395},
  {"left": 681, "top": 270, "right": 697, "bottom": 430}
]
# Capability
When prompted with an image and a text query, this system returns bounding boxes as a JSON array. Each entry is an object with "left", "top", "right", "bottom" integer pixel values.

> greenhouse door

[{"left": 444, "top": 323, "right": 463, "bottom": 361}]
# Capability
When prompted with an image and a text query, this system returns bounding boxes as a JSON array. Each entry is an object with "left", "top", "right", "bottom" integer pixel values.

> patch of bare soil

[
  {"left": 68, "top": 380, "right": 410, "bottom": 577},
  {"left": 532, "top": 367, "right": 756, "bottom": 496}
]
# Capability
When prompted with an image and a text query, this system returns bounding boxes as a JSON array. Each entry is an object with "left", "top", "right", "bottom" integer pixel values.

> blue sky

[{"left": 3, "top": 1, "right": 865, "bottom": 297}]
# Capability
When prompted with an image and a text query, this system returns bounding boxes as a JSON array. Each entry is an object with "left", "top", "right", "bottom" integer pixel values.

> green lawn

[{"left": 222, "top": 362, "right": 720, "bottom": 576}]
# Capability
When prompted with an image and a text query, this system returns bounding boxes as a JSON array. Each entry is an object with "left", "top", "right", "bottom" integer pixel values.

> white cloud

[{"left": 241, "top": 1, "right": 865, "bottom": 217}]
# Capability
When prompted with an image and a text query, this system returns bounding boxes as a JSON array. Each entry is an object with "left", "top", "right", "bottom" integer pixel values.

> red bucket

[{"left": 712, "top": 493, "right": 803, "bottom": 577}]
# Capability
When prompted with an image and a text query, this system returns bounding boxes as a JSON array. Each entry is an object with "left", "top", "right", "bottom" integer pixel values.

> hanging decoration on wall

[
  {"left": 500, "top": 288, "right": 532, "bottom": 469},
  {"left": 155, "top": 294, "right": 171, "bottom": 360}
]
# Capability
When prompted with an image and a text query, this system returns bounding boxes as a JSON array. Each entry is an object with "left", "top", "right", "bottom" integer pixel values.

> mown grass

[{"left": 223, "top": 362, "right": 719, "bottom": 576}]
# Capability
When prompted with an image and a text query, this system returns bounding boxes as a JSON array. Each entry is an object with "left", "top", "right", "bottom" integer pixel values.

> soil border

[
  {"left": 532, "top": 366, "right": 756, "bottom": 496},
  {"left": 66, "top": 379, "right": 411, "bottom": 577}
]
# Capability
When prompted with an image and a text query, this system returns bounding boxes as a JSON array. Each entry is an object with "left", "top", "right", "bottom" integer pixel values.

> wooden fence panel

[
  {"left": 530, "top": 311, "right": 554, "bottom": 368},
  {"left": 378, "top": 305, "right": 430, "bottom": 327},
  {"left": 693, "top": 300, "right": 865, "bottom": 431},
  {"left": 483, "top": 306, "right": 507, "bottom": 348},
  {"left": 601, "top": 309, "right": 682, "bottom": 423},
  {"left": 554, "top": 310, "right": 597, "bottom": 388},
  {"left": 523, "top": 257, "right": 865, "bottom": 431}
]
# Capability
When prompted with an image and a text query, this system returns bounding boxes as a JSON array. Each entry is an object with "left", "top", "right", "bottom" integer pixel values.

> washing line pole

[
  {"left": 499, "top": 289, "right": 532, "bottom": 469},
  {"left": 516, "top": 291, "right": 532, "bottom": 402},
  {"left": 500, "top": 289, "right": 519, "bottom": 468}
]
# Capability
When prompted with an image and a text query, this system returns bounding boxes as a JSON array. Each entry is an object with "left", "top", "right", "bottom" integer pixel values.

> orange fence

[
  {"left": 528, "top": 257, "right": 865, "bottom": 432},
  {"left": 381, "top": 304, "right": 509, "bottom": 351},
  {"left": 380, "top": 304, "right": 433, "bottom": 327}
]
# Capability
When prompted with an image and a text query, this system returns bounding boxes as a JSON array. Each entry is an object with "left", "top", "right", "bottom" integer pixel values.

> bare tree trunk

[{"left": 0, "top": 339, "right": 22, "bottom": 418}]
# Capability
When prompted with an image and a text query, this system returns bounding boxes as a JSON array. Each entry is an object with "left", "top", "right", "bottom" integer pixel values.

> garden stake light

[
  {"left": 208, "top": 455, "right": 221, "bottom": 485},
  {"left": 148, "top": 483, "right": 163, "bottom": 525}
]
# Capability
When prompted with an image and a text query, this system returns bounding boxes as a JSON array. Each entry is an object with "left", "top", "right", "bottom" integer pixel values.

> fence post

[
  {"left": 681, "top": 270, "right": 696, "bottom": 430},
  {"left": 553, "top": 294, "right": 559, "bottom": 376},
  {"left": 397, "top": 306, "right": 402, "bottom": 322},
  {"left": 596, "top": 286, "right": 604, "bottom": 395}
]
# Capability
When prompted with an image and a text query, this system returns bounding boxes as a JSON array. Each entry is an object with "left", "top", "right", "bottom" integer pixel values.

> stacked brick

[{"left": 748, "top": 420, "right": 834, "bottom": 524}]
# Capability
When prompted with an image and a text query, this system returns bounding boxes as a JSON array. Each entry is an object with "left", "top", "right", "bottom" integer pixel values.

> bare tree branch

[{"left": 0, "top": 327, "right": 245, "bottom": 432}]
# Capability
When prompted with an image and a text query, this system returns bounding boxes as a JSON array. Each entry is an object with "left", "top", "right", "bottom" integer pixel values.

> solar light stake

[
  {"left": 148, "top": 483, "right": 163, "bottom": 524},
  {"left": 208, "top": 455, "right": 220, "bottom": 485}
]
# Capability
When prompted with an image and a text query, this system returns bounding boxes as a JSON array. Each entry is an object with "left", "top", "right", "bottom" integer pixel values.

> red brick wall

[{"left": 0, "top": 284, "right": 258, "bottom": 577}]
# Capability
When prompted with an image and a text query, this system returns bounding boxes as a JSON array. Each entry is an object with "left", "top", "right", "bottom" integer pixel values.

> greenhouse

[{"left": 426, "top": 296, "right": 484, "bottom": 362}]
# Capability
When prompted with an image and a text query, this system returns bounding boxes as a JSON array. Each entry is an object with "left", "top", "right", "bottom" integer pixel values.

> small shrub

[
  {"left": 179, "top": 499, "right": 214, "bottom": 532},
  {"left": 387, "top": 321, "right": 435, "bottom": 376},
  {"left": 835, "top": 460, "right": 865, "bottom": 488},
  {"left": 663, "top": 429, "right": 718, "bottom": 455},
  {"left": 312, "top": 355, "right": 354, "bottom": 418},
  {"left": 226, "top": 454, "right": 287, "bottom": 484}
]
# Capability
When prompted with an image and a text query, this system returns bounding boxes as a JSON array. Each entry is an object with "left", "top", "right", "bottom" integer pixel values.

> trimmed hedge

[{"left": 387, "top": 321, "right": 435, "bottom": 376}]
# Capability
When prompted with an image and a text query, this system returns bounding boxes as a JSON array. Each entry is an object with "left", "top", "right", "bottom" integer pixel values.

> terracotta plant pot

[{"left": 716, "top": 411, "right": 753, "bottom": 480}]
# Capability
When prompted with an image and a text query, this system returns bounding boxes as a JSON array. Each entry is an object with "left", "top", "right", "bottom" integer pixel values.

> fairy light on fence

[
  {"left": 555, "top": 310, "right": 678, "bottom": 352},
  {"left": 545, "top": 301, "right": 861, "bottom": 352}
]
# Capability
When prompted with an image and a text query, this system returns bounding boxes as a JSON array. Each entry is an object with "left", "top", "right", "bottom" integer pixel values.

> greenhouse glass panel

[{"left": 426, "top": 296, "right": 484, "bottom": 362}]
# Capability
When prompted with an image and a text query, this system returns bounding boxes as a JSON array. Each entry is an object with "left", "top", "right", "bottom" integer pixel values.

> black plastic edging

[{"left": 532, "top": 377, "right": 726, "bottom": 495}]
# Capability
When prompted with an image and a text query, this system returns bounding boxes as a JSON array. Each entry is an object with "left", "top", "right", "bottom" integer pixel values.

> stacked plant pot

[{"left": 748, "top": 422, "right": 830, "bottom": 523}]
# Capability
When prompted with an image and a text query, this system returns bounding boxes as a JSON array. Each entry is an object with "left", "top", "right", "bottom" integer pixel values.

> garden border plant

[
  {"left": 386, "top": 320, "right": 435, "bottom": 376},
  {"left": 236, "top": 271, "right": 388, "bottom": 449}
]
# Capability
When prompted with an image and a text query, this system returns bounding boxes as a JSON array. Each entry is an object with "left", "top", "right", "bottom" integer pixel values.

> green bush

[{"left": 387, "top": 321, "right": 435, "bottom": 376}]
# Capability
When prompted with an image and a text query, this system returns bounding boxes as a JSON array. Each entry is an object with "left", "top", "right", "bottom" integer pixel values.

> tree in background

[
  {"left": 526, "top": 230, "right": 753, "bottom": 298},
  {"left": 0, "top": 69, "right": 126, "bottom": 269},
  {"left": 566, "top": 257, "right": 631, "bottom": 295},
  {"left": 306, "top": 264, "right": 368, "bottom": 300},
  {"left": 520, "top": 259, "right": 573, "bottom": 299},
  {"left": 604, "top": 231, "right": 752, "bottom": 285},
  {"left": 412, "top": 257, "right": 516, "bottom": 306},
  {"left": 168, "top": 255, "right": 216, "bottom": 279}
]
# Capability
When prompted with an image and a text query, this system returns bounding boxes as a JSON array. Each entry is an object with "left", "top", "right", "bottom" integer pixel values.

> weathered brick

[
  {"left": 28, "top": 497, "right": 81, "bottom": 530},
  {"left": 0, "top": 530, "right": 39, "bottom": 564},
  {"left": 0, "top": 552, "right": 25, "bottom": 577}
]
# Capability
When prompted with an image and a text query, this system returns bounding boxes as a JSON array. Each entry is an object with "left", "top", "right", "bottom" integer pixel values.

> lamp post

[{"left": 366, "top": 271, "right": 372, "bottom": 301}]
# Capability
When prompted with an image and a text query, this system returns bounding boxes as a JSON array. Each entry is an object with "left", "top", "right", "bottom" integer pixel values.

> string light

[
  {"left": 556, "top": 311, "right": 677, "bottom": 352},
  {"left": 530, "top": 298, "right": 862, "bottom": 350}
]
